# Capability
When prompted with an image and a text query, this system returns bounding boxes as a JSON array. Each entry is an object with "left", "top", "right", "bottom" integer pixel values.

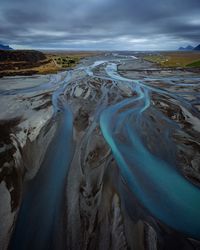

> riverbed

[{"left": 0, "top": 53, "right": 200, "bottom": 250}]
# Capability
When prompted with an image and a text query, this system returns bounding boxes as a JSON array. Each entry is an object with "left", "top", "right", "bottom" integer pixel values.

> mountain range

[
  {"left": 179, "top": 44, "right": 200, "bottom": 51},
  {"left": 0, "top": 43, "right": 13, "bottom": 50}
]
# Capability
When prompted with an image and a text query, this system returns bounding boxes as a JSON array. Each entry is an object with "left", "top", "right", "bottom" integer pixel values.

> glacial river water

[{"left": 100, "top": 62, "right": 200, "bottom": 240}]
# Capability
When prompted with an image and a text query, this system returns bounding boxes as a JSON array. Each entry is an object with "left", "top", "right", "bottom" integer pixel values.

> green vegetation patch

[
  {"left": 54, "top": 56, "right": 79, "bottom": 68},
  {"left": 186, "top": 60, "right": 200, "bottom": 68}
]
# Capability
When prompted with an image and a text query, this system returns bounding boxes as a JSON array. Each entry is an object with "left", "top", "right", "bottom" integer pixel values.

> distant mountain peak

[
  {"left": 178, "top": 45, "right": 194, "bottom": 51},
  {"left": 0, "top": 43, "right": 13, "bottom": 50},
  {"left": 186, "top": 45, "right": 194, "bottom": 50},
  {"left": 193, "top": 44, "right": 200, "bottom": 51}
]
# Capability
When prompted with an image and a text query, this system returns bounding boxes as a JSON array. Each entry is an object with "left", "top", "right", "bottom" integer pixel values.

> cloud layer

[{"left": 1, "top": 0, "right": 200, "bottom": 50}]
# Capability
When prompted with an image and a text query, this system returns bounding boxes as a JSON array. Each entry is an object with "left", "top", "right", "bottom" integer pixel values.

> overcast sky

[{"left": 0, "top": 0, "right": 200, "bottom": 50}]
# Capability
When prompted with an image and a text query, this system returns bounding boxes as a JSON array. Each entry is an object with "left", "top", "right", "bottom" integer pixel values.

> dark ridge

[{"left": 0, "top": 50, "right": 46, "bottom": 63}]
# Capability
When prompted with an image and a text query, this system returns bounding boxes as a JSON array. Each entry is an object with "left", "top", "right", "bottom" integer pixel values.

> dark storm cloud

[
  {"left": 0, "top": 0, "right": 200, "bottom": 50},
  {"left": 4, "top": 9, "right": 49, "bottom": 24}
]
